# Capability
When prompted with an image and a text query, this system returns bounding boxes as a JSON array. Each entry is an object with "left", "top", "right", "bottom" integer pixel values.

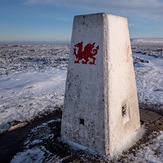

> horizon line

[
  {"left": 1, "top": 37, "right": 163, "bottom": 42},
  {"left": 0, "top": 38, "right": 163, "bottom": 45}
]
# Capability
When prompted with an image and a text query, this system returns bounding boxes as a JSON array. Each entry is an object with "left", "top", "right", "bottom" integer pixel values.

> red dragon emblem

[{"left": 73, "top": 41, "right": 99, "bottom": 65}]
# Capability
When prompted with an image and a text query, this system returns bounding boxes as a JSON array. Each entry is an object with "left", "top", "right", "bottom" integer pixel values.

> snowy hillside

[
  {"left": 131, "top": 38, "right": 163, "bottom": 45},
  {"left": 0, "top": 44, "right": 162, "bottom": 134},
  {"left": 0, "top": 45, "right": 69, "bottom": 134},
  {"left": 0, "top": 43, "right": 162, "bottom": 162}
]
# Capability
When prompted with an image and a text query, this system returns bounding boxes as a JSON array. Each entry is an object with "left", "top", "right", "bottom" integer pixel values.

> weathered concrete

[{"left": 61, "top": 13, "right": 140, "bottom": 155}]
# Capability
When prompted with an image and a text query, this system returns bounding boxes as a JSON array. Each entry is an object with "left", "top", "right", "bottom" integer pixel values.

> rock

[
  {"left": 0, "top": 122, "right": 11, "bottom": 134},
  {"left": 139, "top": 109, "right": 162, "bottom": 123}
]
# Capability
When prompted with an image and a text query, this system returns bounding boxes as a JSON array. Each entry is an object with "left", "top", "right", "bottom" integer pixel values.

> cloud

[
  {"left": 25, "top": 0, "right": 59, "bottom": 5},
  {"left": 25, "top": 0, "right": 163, "bottom": 18}
]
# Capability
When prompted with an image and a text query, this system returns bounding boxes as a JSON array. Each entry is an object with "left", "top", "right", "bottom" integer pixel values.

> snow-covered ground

[
  {"left": 0, "top": 45, "right": 69, "bottom": 133},
  {"left": 10, "top": 119, "right": 163, "bottom": 163},
  {"left": 0, "top": 68, "right": 66, "bottom": 133},
  {"left": 134, "top": 52, "right": 163, "bottom": 107},
  {"left": 0, "top": 42, "right": 163, "bottom": 162},
  {"left": 0, "top": 43, "right": 162, "bottom": 134}
]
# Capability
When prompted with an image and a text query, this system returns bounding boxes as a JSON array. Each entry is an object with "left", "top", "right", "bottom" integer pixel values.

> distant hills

[
  {"left": 131, "top": 38, "right": 163, "bottom": 45},
  {"left": 0, "top": 38, "right": 163, "bottom": 45}
]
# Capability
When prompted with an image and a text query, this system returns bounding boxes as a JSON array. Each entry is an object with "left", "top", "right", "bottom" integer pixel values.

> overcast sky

[{"left": 0, "top": 0, "right": 163, "bottom": 42}]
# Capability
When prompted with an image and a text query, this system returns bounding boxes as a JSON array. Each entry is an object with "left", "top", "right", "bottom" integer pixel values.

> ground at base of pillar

[{"left": 1, "top": 105, "right": 162, "bottom": 163}]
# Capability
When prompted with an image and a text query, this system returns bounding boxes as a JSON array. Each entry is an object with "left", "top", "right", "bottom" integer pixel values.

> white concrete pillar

[{"left": 61, "top": 13, "right": 140, "bottom": 155}]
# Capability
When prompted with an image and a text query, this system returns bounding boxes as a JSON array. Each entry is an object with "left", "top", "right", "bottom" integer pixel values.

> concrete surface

[{"left": 61, "top": 13, "right": 140, "bottom": 155}]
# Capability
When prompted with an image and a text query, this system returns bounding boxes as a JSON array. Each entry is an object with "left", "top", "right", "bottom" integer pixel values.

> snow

[
  {"left": 11, "top": 146, "right": 46, "bottom": 163},
  {"left": 1, "top": 43, "right": 162, "bottom": 133},
  {"left": 0, "top": 44, "right": 69, "bottom": 133},
  {"left": 110, "top": 126, "right": 145, "bottom": 157},
  {"left": 0, "top": 43, "right": 163, "bottom": 161},
  {"left": 131, "top": 38, "right": 163, "bottom": 45},
  {"left": 59, "top": 137, "right": 101, "bottom": 156},
  {"left": 0, "top": 68, "right": 66, "bottom": 133},
  {"left": 11, "top": 119, "right": 61, "bottom": 163},
  {"left": 60, "top": 126, "right": 145, "bottom": 157},
  {"left": 10, "top": 119, "right": 163, "bottom": 162},
  {"left": 122, "top": 131, "right": 163, "bottom": 163},
  {"left": 133, "top": 52, "right": 163, "bottom": 106}
]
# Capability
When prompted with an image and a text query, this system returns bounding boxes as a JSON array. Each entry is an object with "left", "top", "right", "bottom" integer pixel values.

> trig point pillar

[{"left": 61, "top": 13, "right": 140, "bottom": 155}]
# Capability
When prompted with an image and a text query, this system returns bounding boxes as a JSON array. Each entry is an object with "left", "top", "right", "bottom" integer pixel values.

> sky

[{"left": 0, "top": 0, "right": 163, "bottom": 42}]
